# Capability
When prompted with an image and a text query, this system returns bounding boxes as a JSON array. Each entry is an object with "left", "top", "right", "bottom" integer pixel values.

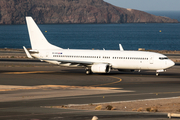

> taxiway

[{"left": 0, "top": 58, "right": 180, "bottom": 120}]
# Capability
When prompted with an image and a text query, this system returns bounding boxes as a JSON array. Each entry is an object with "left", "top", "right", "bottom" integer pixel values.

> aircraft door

[
  {"left": 46, "top": 52, "right": 49, "bottom": 58},
  {"left": 139, "top": 60, "right": 142, "bottom": 70},
  {"left": 149, "top": 56, "right": 154, "bottom": 64}
]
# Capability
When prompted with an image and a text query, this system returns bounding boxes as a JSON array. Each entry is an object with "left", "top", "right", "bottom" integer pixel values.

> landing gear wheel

[
  {"left": 156, "top": 73, "right": 159, "bottom": 76},
  {"left": 86, "top": 70, "right": 91, "bottom": 75}
]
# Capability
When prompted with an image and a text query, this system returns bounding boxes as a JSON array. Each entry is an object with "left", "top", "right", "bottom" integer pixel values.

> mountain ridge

[{"left": 0, "top": 0, "right": 178, "bottom": 24}]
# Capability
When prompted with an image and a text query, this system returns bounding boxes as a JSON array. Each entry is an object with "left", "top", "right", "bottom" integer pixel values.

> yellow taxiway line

[
  {"left": 91, "top": 76, "right": 122, "bottom": 87},
  {"left": 0, "top": 72, "right": 123, "bottom": 91},
  {"left": 2, "top": 71, "right": 54, "bottom": 74}
]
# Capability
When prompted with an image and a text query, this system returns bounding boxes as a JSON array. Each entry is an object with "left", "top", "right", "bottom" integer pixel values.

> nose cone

[{"left": 168, "top": 60, "right": 175, "bottom": 68}]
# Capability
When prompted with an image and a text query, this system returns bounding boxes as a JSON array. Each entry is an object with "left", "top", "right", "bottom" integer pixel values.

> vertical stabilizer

[{"left": 26, "top": 17, "right": 62, "bottom": 50}]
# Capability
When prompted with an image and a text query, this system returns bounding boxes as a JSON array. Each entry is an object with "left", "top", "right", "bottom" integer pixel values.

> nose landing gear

[{"left": 156, "top": 69, "right": 166, "bottom": 76}]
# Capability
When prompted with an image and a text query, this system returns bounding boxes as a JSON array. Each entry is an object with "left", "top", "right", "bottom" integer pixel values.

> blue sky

[{"left": 104, "top": 0, "right": 180, "bottom": 11}]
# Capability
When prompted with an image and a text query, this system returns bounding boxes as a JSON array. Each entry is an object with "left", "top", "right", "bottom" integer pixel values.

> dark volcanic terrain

[{"left": 0, "top": 0, "right": 178, "bottom": 24}]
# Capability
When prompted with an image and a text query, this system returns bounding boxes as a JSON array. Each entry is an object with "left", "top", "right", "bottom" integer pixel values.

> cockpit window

[{"left": 159, "top": 57, "right": 168, "bottom": 60}]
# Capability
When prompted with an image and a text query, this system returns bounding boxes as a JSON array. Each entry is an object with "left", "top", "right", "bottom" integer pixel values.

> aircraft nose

[{"left": 168, "top": 60, "right": 175, "bottom": 68}]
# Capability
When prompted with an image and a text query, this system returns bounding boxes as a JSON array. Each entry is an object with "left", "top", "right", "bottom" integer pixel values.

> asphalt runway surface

[{"left": 0, "top": 59, "right": 180, "bottom": 120}]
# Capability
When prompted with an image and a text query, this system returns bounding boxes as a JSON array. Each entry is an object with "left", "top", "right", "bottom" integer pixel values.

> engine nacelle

[{"left": 91, "top": 64, "right": 111, "bottom": 73}]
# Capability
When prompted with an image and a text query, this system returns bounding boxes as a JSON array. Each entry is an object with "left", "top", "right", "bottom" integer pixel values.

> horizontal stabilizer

[
  {"left": 23, "top": 46, "right": 33, "bottom": 59},
  {"left": 29, "top": 50, "right": 39, "bottom": 53}
]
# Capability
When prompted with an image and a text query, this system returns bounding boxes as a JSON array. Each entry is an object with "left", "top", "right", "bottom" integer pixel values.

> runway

[{"left": 0, "top": 59, "right": 180, "bottom": 120}]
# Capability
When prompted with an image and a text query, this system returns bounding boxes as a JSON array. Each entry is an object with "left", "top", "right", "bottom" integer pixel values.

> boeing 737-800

[{"left": 23, "top": 17, "right": 175, "bottom": 76}]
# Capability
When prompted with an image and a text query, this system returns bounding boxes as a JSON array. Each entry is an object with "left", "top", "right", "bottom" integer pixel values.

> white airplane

[{"left": 23, "top": 16, "right": 175, "bottom": 76}]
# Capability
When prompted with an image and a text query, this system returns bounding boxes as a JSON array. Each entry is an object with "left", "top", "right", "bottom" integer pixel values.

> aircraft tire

[
  {"left": 156, "top": 73, "right": 159, "bottom": 76},
  {"left": 86, "top": 70, "right": 91, "bottom": 75}
]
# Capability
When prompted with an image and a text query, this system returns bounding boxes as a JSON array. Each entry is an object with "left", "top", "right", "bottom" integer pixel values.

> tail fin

[{"left": 26, "top": 16, "right": 62, "bottom": 50}]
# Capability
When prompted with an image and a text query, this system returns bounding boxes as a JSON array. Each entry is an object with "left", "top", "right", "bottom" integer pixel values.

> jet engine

[{"left": 91, "top": 64, "right": 111, "bottom": 73}]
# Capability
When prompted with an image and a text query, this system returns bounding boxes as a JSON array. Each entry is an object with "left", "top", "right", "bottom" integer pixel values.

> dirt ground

[{"left": 43, "top": 97, "right": 180, "bottom": 113}]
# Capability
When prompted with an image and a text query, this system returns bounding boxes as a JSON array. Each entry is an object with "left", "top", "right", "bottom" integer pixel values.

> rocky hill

[{"left": 0, "top": 0, "right": 178, "bottom": 24}]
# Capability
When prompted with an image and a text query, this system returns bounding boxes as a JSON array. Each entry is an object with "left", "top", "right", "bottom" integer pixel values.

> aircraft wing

[{"left": 41, "top": 58, "right": 97, "bottom": 66}]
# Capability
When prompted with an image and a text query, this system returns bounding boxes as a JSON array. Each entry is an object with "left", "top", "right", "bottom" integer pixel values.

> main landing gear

[{"left": 85, "top": 67, "right": 92, "bottom": 75}]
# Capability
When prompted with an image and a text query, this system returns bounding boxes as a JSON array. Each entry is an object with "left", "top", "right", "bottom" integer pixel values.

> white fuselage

[{"left": 32, "top": 49, "right": 174, "bottom": 71}]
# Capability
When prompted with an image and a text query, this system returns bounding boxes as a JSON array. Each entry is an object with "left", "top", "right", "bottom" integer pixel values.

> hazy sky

[{"left": 104, "top": 0, "right": 180, "bottom": 11}]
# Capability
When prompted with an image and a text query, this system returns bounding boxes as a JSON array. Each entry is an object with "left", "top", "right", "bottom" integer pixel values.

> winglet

[
  {"left": 23, "top": 46, "right": 33, "bottom": 59},
  {"left": 119, "top": 44, "right": 124, "bottom": 51}
]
